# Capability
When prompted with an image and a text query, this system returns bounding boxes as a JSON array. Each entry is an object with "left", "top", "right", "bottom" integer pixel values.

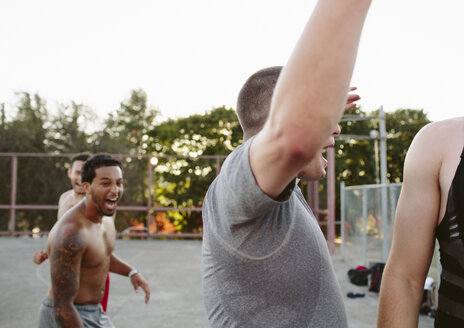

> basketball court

[{"left": 0, "top": 237, "right": 434, "bottom": 327}]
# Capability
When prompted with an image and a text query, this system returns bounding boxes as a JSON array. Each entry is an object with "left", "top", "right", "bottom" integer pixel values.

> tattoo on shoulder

[{"left": 51, "top": 230, "right": 85, "bottom": 261}]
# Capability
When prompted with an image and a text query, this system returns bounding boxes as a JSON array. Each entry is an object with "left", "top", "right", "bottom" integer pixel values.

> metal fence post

[
  {"left": 10, "top": 155, "right": 18, "bottom": 236},
  {"left": 327, "top": 147, "right": 336, "bottom": 254},
  {"left": 147, "top": 156, "right": 153, "bottom": 235},
  {"left": 340, "top": 181, "right": 345, "bottom": 261},
  {"left": 379, "top": 106, "right": 389, "bottom": 262},
  {"left": 362, "top": 188, "right": 368, "bottom": 267}
]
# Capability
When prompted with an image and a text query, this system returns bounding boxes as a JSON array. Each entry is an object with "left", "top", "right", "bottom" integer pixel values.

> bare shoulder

[
  {"left": 57, "top": 190, "right": 74, "bottom": 217},
  {"left": 48, "top": 206, "right": 88, "bottom": 253},
  {"left": 404, "top": 117, "right": 464, "bottom": 221},
  {"left": 58, "top": 190, "right": 84, "bottom": 220},
  {"left": 407, "top": 117, "right": 464, "bottom": 165},
  {"left": 415, "top": 117, "right": 464, "bottom": 142},
  {"left": 50, "top": 223, "right": 86, "bottom": 259},
  {"left": 58, "top": 189, "right": 74, "bottom": 204}
]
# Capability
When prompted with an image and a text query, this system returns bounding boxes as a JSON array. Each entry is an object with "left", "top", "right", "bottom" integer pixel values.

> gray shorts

[{"left": 38, "top": 298, "right": 115, "bottom": 328}]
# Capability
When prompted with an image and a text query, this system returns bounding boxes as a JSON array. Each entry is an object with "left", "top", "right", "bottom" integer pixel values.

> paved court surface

[{"left": 0, "top": 237, "right": 435, "bottom": 327}]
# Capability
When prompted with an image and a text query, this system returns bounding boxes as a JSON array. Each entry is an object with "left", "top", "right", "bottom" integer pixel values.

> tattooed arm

[{"left": 49, "top": 228, "right": 86, "bottom": 328}]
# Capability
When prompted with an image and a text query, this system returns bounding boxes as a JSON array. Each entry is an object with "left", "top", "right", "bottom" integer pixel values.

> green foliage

[
  {"left": 337, "top": 107, "right": 430, "bottom": 186},
  {"left": 46, "top": 102, "right": 95, "bottom": 153},
  {"left": 149, "top": 106, "right": 242, "bottom": 155},
  {"left": 336, "top": 107, "right": 376, "bottom": 186},
  {"left": 148, "top": 106, "right": 242, "bottom": 232},
  {"left": 331, "top": 107, "right": 430, "bottom": 223},
  {"left": 1, "top": 92, "right": 48, "bottom": 153},
  {"left": 0, "top": 89, "right": 431, "bottom": 235},
  {"left": 93, "top": 90, "right": 161, "bottom": 232},
  {"left": 0, "top": 93, "right": 66, "bottom": 230},
  {"left": 97, "top": 89, "right": 159, "bottom": 154},
  {"left": 384, "top": 108, "right": 431, "bottom": 182}
]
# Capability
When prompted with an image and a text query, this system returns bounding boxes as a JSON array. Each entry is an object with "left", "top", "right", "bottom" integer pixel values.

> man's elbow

[
  {"left": 54, "top": 299, "right": 73, "bottom": 312},
  {"left": 280, "top": 130, "right": 323, "bottom": 164},
  {"left": 53, "top": 301, "right": 76, "bottom": 323}
]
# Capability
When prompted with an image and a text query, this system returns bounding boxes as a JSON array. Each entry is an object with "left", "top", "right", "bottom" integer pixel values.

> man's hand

[
  {"left": 33, "top": 250, "right": 48, "bottom": 265},
  {"left": 345, "top": 86, "right": 360, "bottom": 111},
  {"left": 130, "top": 273, "right": 150, "bottom": 304}
]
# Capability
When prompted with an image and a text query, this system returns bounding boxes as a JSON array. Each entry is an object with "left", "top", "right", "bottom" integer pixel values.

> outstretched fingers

[{"left": 345, "top": 87, "right": 360, "bottom": 111}]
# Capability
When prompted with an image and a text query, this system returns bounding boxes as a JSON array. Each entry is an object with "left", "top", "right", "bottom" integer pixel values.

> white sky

[{"left": 1, "top": 0, "right": 464, "bottom": 123}]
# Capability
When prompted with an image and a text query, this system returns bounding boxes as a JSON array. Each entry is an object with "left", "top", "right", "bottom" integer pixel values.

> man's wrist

[{"left": 128, "top": 268, "right": 138, "bottom": 278}]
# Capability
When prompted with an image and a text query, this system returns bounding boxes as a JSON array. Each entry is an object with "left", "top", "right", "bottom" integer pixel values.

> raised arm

[
  {"left": 109, "top": 253, "right": 150, "bottom": 304},
  {"left": 250, "top": 0, "right": 371, "bottom": 198},
  {"left": 49, "top": 228, "right": 86, "bottom": 327},
  {"left": 378, "top": 124, "right": 442, "bottom": 327}
]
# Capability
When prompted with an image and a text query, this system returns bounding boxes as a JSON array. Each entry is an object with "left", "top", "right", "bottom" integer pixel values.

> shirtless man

[
  {"left": 33, "top": 153, "right": 90, "bottom": 265},
  {"left": 38, "top": 154, "right": 150, "bottom": 328},
  {"left": 33, "top": 153, "right": 111, "bottom": 312},
  {"left": 378, "top": 117, "right": 464, "bottom": 327}
]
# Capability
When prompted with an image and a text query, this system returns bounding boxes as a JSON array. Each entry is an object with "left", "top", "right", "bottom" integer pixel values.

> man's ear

[
  {"left": 83, "top": 181, "right": 90, "bottom": 194},
  {"left": 67, "top": 168, "right": 72, "bottom": 179}
]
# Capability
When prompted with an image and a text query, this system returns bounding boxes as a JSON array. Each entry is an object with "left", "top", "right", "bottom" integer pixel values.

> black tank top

[{"left": 435, "top": 146, "right": 464, "bottom": 327}]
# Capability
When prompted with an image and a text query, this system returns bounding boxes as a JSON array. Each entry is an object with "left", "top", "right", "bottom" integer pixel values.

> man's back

[{"left": 202, "top": 140, "right": 347, "bottom": 327}]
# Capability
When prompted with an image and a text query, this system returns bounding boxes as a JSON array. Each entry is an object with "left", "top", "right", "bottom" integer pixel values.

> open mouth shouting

[{"left": 104, "top": 196, "right": 119, "bottom": 213}]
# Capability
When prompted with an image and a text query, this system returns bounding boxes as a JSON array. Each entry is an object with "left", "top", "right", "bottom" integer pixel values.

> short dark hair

[
  {"left": 81, "top": 154, "right": 122, "bottom": 184},
  {"left": 236, "top": 66, "right": 282, "bottom": 141},
  {"left": 71, "top": 153, "right": 91, "bottom": 168}
]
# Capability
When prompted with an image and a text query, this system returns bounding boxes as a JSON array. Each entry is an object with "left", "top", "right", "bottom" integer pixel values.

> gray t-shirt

[{"left": 202, "top": 139, "right": 348, "bottom": 328}]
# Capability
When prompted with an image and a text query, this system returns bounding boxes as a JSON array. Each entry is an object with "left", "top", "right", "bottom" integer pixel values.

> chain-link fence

[{"left": 340, "top": 182, "right": 402, "bottom": 267}]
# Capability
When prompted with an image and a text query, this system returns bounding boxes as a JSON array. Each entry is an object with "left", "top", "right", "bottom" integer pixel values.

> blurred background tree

[
  {"left": 0, "top": 92, "right": 59, "bottom": 231},
  {"left": 336, "top": 107, "right": 431, "bottom": 186},
  {"left": 92, "top": 89, "right": 161, "bottom": 232},
  {"left": 147, "top": 106, "right": 241, "bottom": 233},
  {"left": 0, "top": 90, "right": 431, "bottom": 235},
  {"left": 329, "top": 106, "right": 431, "bottom": 225}
]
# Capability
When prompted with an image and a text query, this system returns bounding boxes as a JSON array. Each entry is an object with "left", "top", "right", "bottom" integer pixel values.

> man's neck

[{"left": 81, "top": 198, "right": 104, "bottom": 224}]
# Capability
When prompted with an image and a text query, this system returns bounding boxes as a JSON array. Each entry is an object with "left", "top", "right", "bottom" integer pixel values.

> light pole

[
  {"left": 379, "top": 106, "right": 389, "bottom": 262},
  {"left": 338, "top": 107, "right": 390, "bottom": 262},
  {"left": 369, "top": 129, "right": 380, "bottom": 184}
]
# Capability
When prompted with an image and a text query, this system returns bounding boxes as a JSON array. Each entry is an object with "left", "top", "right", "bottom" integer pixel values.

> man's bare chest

[{"left": 82, "top": 220, "right": 116, "bottom": 268}]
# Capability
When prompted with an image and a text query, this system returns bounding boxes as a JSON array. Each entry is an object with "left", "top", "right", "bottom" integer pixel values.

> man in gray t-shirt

[
  {"left": 202, "top": 0, "right": 372, "bottom": 326},
  {"left": 203, "top": 138, "right": 349, "bottom": 327}
]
